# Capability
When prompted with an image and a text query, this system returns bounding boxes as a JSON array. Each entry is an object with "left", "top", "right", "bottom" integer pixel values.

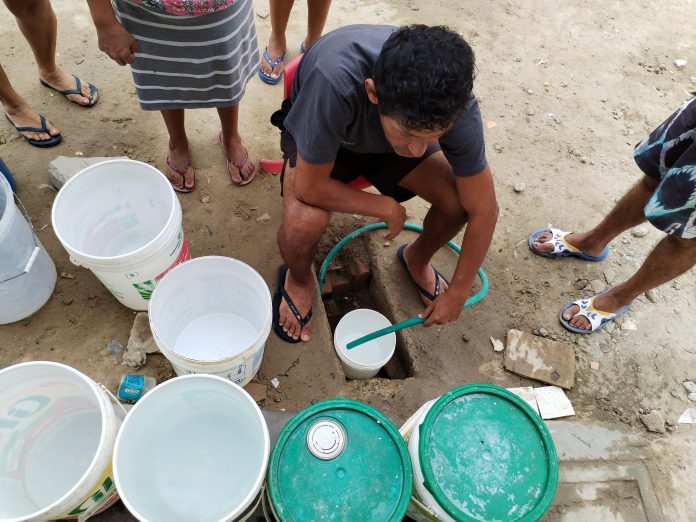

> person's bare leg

[
  {"left": 160, "top": 109, "right": 195, "bottom": 190},
  {"left": 564, "top": 234, "right": 696, "bottom": 329},
  {"left": 260, "top": 0, "right": 294, "bottom": 80},
  {"left": 0, "top": 64, "right": 59, "bottom": 141},
  {"left": 398, "top": 152, "right": 468, "bottom": 304},
  {"left": 303, "top": 0, "right": 331, "bottom": 50},
  {"left": 277, "top": 165, "right": 330, "bottom": 341},
  {"left": 4, "top": 0, "right": 94, "bottom": 105},
  {"left": 217, "top": 105, "right": 255, "bottom": 182},
  {"left": 533, "top": 176, "right": 660, "bottom": 256}
]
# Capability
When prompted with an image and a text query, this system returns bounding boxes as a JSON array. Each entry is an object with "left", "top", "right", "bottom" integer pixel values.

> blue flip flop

[
  {"left": 5, "top": 113, "right": 62, "bottom": 148},
  {"left": 397, "top": 244, "right": 449, "bottom": 302},
  {"left": 0, "top": 157, "right": 17, "bottom": 192},
  {"left": 40, "top": 75, "right": 98, "bottom": 107},
  {"left": 258, "top": 47, "right": 285, "bottom": 85},
  {"left": 559, "top": 293, "right": 630, "bottom": 334},
  {"left": 528, "top": 227, "right": 608, "bottom": 261}
]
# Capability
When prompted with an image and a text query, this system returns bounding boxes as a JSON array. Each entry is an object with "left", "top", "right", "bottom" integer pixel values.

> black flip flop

[
  {"left": 397, "top": 244, "right": 449, "bottom": 302},
  {"left": 39, "top": 75, "right": 99, "bottom": 107},
  {"left": 5, "top": 113, "right": 62, "bottom": 148},
  {"left": 272, "top": 264, "right": 313, "bottom": 343}
]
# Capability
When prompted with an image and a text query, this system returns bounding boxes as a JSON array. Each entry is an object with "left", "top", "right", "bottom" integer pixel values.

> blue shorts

[{"left": 634, "top": 98, "right": 696, "bottom": 239}]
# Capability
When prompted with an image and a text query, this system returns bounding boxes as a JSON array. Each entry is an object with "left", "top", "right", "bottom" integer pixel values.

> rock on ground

[{"left": 48, "top": 156, "right": 129, "bottom": 189}]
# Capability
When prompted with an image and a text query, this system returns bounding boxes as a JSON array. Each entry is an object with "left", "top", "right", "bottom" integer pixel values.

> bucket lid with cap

[
  {"left": 416, "top": 384, "right": 558, "bottom": 521},
  {"left": 266, "top": 398, "right": 412, "bottom": 521}
]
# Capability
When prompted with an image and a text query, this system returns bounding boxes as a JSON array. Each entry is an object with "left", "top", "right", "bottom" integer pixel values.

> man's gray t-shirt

[{"left": 283, "top": 24, "right": 487, "bottom": 177}]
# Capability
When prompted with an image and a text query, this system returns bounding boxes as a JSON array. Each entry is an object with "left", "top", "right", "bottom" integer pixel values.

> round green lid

[
  {"left": 418, "top": 384, "right": 558, "bottom": 521},
  {"left": 267, "top": 398, "right": 412, "bottom": 521}
]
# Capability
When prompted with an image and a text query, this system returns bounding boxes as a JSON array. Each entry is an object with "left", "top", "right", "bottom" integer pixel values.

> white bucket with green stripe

[{"left": 0, "top": 361, "right": 121, "bottom": 522}]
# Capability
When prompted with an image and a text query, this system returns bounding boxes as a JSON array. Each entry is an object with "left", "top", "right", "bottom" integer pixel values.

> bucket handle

[
  {"left": 410, "top": 494, "right": 439, "bottom": 521},
  {"left": 0, "top": 191, "right": 43, "bottom": 285},
  {"left": 99, "top": 383, "right": 129, "bottom": 417}
]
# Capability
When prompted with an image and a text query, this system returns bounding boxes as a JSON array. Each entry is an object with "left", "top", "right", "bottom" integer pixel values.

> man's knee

[{"left": 5, "top": 0, "right": 49, "bottom": 19}]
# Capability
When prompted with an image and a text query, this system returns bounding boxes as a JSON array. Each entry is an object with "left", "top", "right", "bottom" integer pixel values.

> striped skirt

[{"left": 114, "top": 0, "right": 258, "bottom": 111}]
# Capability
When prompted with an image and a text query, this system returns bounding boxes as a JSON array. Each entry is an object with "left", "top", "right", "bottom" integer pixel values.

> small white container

[
  {"left": 148, "top": 256, "right": 272, "bottom": 387},
  {"left": 334, "top": 308, "right": 396, "bottom": 380}
]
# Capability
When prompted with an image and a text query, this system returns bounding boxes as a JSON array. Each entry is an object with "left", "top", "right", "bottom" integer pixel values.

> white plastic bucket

[
  {"left": 0, "top": 361, "right": 122, "bottom": 522},
  {"left": 0, "top": 174, "right": 57, "bottom": 324},
  {"left": 51, "top": 159, "right": 190, "bottom": 311},
  {"left": 148, "top": 256, "right": 272, "bottom": 387},
  {"left": 334, "top": 309, "right": 396, "bottom": 380},
  {"left": 113, "top": 374, "right": 270, "bottom": 522}
]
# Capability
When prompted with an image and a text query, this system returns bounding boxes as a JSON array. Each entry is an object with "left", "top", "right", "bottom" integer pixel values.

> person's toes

[
  {"left": 533, "top": 241, "right": 554, "bottom": 253},
  {"left": 563, "top": 304, "right": 579, "bottom": 321},
  {"left": 300, "top": 327, "right": 310, "bottom": 342}
]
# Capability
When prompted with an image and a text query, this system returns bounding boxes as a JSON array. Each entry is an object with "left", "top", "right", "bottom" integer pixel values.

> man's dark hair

[{"left": 372, "top": 25, "right": 476, "bottom": 131}]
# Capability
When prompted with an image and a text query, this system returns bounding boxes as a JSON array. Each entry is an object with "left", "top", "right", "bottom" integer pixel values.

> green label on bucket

[
  {"left": 132, "top": 280, "right": 155, "bottom": 300},
  {"left": 67, "top": 473, "right": 116, "bottom": 516}
]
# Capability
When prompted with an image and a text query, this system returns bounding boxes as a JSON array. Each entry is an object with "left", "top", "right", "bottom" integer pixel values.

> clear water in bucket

[{"left": 174, "top": 313, "right": 257, "bottom": 360}]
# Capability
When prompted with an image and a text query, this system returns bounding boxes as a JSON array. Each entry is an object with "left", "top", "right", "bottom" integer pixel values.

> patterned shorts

[{"left": 634, "top": 97, "right": 696, "bottom": 239}]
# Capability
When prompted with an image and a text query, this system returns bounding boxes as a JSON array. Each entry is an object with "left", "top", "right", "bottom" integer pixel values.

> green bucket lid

[
  {"left": 267, "top": 398, "right": 412, "bottom": 521},
  {"left": 418, "top": 384, "right": 558, "bottom": 521}
]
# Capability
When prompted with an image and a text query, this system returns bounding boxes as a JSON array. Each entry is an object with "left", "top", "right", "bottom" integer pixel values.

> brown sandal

[
  {"left": 218, "top": 132, "right": 256, "bottom": 186},
  {"left": 165, "top": 157, "right": 196, "bottom": 193}
]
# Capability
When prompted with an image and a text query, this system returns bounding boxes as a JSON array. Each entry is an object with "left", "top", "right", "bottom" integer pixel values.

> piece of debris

[
  {"left": 201, "top": 195, "right": 211, "bottom": 204},
  {"left": 48, "top": 156, "right": 130, "bottom": 189},
  {"left": 107, "top": 339, "right": 125, "bottom": 355},
  {"left": 383, "top": 240, "right": 391, "bottom": 247},
  {"left": 590, "top": 361, "right": 599, "bottom": 370},
  {"left": 409, "top": 4, "right": 419, "bottom": 10},
  {"left": 461, "top": 334, "right": 470, "bottom": 343},
  {"left": 62, "top": 298, "right": 73, "bottom": 305},
  {"left": 631, "top": 224, "right": 649, "bottom": 238},
  {"left": 493, "top": 143, "right": 504, "bottom": 153},
  {"left": 645, "top": 289, "right": 659, "bottom": 303},
  {"left": 674, "top": 59, "right": 687, "bottom": 69},
  {"left": 486, "top": 120, "right": 497, "bottom": 129},
  {"left": 507, "top": 386, "right": 539, "bottom": 414},
  {"left": 535, "top": 386, "right": 575, "bottom": 419},
  {"left": 683, "top": 380, "right": 696, "bottom": 394},
  {"left": 74, "top": 151, "right": 84, "bottom": 156},
  {"left": 678, "top": 408, "right": 696, "bottom": 424},
  {"left": 60, "top": 272, "right": 75, "bottom": 279},
  {"left": 574, "top": 279, "right": 588, "bottom": 290},
  {"left": 639, "top": 410, "right": 665, "bottom": 433},
  {"left": 122, "top": 349, "right": 146, "bottom": 368},
  {"left": 504, "top": 329, "right": 575, "bottom": 389},
  {"left": 490, "top": 337, "right": 504, "bottom": 352},
  {"left": 256, "top": 212, "right": 271, "bottom": 224},
  {"left": 244, "top": 382, "right": 268, "bottom": 403},
  {"left": 514, "top": 182, "right": 526, "bottom": 192},
  {"left": 127, "top": 312, "right": 160, "bottom": 354},
  {"left": 271, "top": 377, "right": 280, "bottom": 389},
  {"left": 620, "top": 317, "right": 637, "bottom": 331},
  {"left": 256, "top": 10, "right": 269, "bottom": 19}
]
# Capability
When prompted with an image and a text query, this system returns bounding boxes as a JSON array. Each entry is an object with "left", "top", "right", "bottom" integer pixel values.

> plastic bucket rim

[
  {"left": 267, "top": 397, "right": 412, "bottom": 522},
  {"left": 0, "top": 360, "right": 115, "bottom": 522},
  {"left": 148, "top": 256, "right": 273, "bottom": 364},
  {"left": 417, "top": 383, "right": 559, "bottom": 522},
  {"left": 334, "top": 309, "right": 395, "bottom": 369},
  {"left": 113, "top": 374, "right": 270, "bottom": 522},
  {"left": 51, "top": 159, "right": 178, "bottom": 264}
]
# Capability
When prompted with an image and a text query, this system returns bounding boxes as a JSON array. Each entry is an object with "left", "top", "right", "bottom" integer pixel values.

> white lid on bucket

[{"left": 334, "top": 309, "right": 395, "bottom": 369}]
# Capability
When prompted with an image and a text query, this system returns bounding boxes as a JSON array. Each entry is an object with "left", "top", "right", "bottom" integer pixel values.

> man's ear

[{"left": 364, "top": 78, "right": 379, "bottom": 105}]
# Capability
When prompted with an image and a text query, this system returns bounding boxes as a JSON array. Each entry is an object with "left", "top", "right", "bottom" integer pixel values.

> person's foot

[
  {"left": 561, "top": 290, "right": 632, "bottom": 330},
  {"left": 39, "top": 68, "right": 96, "bottom": 106},
  {"left": 259, "top": 34, "right": 286, "bottom": 81},
  {"left": 219, "top": 132, "right": 256, "bottom": 185},
  {"left": 278, "top": 269, "right": 313, "bottom": 342},
  {"left": 165, "top": 144, "right": 195, "bottom": 191},
  {"left": 400, "top": 244, "right": 449, "bottom": 306},
  {"left": 531, "top": 229, "right": 606, "bottom": 258},
  {"left": 5, "top": 104, "right": 60, "bottom": 142}
]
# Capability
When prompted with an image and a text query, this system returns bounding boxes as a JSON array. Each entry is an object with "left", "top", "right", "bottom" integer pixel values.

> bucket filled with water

[
  {"left": 264, "top": 398, "right": 412, "bottom": 521},
  {"left": 0, "top": 174, "right": 56, "bottom": 324},
  {"left": 113, "top": 374, "right": 269, "bottom": 521},
  {"left": 400, "top": 384, "right": 558, "bottom": 521},
  {"left": 51, "top": 159, "right": 189, "bottom": 311},
  {"left": 148, "top": 256, "right": 272, "bottom": 386},
  {"left": 0, "top": 361, "right": 121, "bottom": 522}
]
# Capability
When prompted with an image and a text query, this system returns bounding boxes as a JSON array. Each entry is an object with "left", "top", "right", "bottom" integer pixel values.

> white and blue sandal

[
  {"left": 559, "top": 294, "right": 630, "bottom": 334},
  {"left": 529, "top": 227, "right": 608, "bottom": 261}
]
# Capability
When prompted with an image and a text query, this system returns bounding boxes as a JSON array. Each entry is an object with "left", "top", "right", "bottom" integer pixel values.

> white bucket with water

[
  {"left": 51, "top": 159, "right": 190, "bottom": 311},
  {"left": 0, "top": 174, "right": 57, "bottom": 324},
  {"left": 148, "top": 256, "right": 272, "bottom": 387},
  {"left": 0, "top": 361, "right": 122, "bottom": 522},
  {"left": 334, "top": 309, "right": 396, "bottom": 380},
  {"left": 113, "top": 374, "right": 270, "bottom": 522}
]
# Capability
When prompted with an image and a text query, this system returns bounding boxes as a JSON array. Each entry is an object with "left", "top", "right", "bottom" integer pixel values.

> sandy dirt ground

[{"left": 1, "top": 0, "right": 696, "bottom": 519}]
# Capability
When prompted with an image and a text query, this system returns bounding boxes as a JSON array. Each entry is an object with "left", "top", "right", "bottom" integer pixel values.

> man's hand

[
  {"left": 381, "top": 197, "right": 407, "bottom": 241},
  {"left": 96, "top": 22, "right": 138, "bottom": 66},
  {"left": 420, "top": 289, "right": 467, "bottom": 327}
]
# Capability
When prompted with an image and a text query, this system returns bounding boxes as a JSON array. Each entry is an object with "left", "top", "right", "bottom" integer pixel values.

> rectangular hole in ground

[{"left": 316, "top": 225, "right": 413, "bottom": 380}]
